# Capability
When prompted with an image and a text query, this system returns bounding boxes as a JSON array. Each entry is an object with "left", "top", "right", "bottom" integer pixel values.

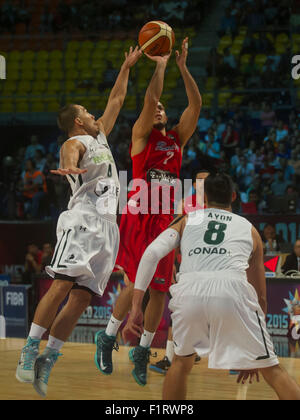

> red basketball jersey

[{"left": 129, "top": 128, "right": 182, "bottom": 215}]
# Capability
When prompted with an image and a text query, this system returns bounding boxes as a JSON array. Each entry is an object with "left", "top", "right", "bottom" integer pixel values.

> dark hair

[
  {"left": 263, "top": 223, "right": 276, "bottom": 231},
  {"left": 192, "top": 168, "right": 211, "bottom": 183},
  {"left": 57, "top": 104, "right": 80, "bottom": 134},
  {"left": 26, "top": 158, "right": 36, "bottom": 169},
  {"left": 204, "top": 173, "right": 234, "bottom": 206}
]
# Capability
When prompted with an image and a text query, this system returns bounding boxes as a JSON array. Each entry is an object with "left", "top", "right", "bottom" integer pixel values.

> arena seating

[
  {"left": 0, "top": 27, "right": 196, "bottom": 113},
  {"left": 0, "top": 0, "right": 198, "bottom": 114}
]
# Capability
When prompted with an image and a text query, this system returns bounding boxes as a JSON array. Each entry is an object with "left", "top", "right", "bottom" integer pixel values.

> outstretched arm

[
  {"left": 172, "top": 38, "right": 202, "bottom": 148},
  {"left": 50, "top": 139, "right": 87, "bottom": 176},
  {"left": 122, "top": 215, "right": 186, "bottom": 342},
  {"left": 131, "top": 52, "right": 171, "bottom": 156},
  {"left": 97, "top": 46, "right": 142, "bottom": 137}
]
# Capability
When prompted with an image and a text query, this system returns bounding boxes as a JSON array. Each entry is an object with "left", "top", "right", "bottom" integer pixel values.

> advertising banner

[
  {"left": 31, "top": 276, "right": 300, "bottom": 353},
  {"left": 1, "top": 285, "right": 31, "bottom": 338},
  {"left": 266, "top": 278, "right": 300, "bottom": 357},
  {"left": 37, "top": 274, "right": 170, "bottom": 347}
]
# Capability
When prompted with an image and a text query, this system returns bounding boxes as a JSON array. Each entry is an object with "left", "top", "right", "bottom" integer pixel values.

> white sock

[
  {"left": 29, "top": 323, "right": 47, "bottom": 340},
  {"left": 140, "top": 330, "right": 155, "bottom": 348},
  {"left": 166, "top": 340, "right": 174, "bottom": 362},
  {"left": 105, "top": 315, "right": 122, "bottom": 337},
  {"left": 47, "top": 335, "right": 64, "bottom": 352}
]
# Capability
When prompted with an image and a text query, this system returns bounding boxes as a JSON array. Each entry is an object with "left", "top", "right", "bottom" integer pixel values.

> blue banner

[
  {"left": 0, "top": 274, "right": 10, "bottom": 286},
  {"left": 1, "top": 285, "right": 31, "bottom": 338}
]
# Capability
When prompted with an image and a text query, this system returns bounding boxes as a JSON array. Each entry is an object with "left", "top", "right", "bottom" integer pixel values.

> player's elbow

[
  {"left": 142, "top": 244, "right": 161, "bottom": 265},
  {"left": 111, "top": 95, "right": 124, "bottom": 110},
  {"left": 190, "top": 97, "right": 202, "bottom": 115},
  {"left": 145, "top": 91, "right": 159, "bottom": 107}
]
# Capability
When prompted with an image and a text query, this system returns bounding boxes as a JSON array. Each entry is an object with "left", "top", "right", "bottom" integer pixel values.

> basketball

[{"left": 138, "top": 21, "right": 175, "bottom": 56}]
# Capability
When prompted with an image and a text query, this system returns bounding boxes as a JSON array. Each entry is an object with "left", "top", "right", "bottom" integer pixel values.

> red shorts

[{"left": 115, "top": 204, "right": 175, "bottom": 292}]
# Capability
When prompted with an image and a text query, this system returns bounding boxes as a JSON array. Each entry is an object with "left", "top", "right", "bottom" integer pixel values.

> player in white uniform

[
  {"left": 15, "top": 46, "right": 142, "bottom": 398},
  {"left": 123, "top": 173, "right": 300, "bottom": 400}
]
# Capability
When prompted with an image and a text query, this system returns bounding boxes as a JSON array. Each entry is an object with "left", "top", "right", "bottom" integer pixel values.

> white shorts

[
  {"left": 46, "top": 207, "right": 119, "bottom": 296},
  {"left": 169, "top": 271, "right": 279, "bottom": 370}
]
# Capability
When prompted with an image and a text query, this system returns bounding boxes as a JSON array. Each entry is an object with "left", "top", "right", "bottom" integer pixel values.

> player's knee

[
  {"left": 49, "top": 279, "right": 73, "bottom": 300},
  {"left": 68, "top": 288, "right": 92, "bottom": 310},
  {"left": 149, "top": 287, "right": 165, "bottom": 300},
  {"left": 172, "top": 354, "right": 195, "bottom": 374}
]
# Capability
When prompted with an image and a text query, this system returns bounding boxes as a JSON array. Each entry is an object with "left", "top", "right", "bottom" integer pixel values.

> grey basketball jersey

[
  {"left": 64, "top": 132, "right": 120, "bottom": 221},
  {"left": 179, "top": 208, "right": 253, "bottom": 274}
]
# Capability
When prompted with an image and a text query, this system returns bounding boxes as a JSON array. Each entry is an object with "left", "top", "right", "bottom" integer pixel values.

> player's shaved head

[{"left": 57, "top": 104, "right": 81, "bottom": 134}]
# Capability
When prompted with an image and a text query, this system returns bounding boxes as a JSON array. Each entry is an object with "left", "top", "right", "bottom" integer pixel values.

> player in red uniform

[{"left": 94, "top": 38, "right": 202, "bottom": 385}]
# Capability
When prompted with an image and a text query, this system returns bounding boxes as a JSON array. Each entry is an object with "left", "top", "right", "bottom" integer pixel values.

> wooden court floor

[{"left": 1, "top": 338, "right": 300, "bottom": 400}]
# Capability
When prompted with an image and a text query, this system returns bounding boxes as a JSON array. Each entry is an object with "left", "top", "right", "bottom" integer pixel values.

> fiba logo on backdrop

[{"left": 0, "top": 54, "right": 6, "bottom": 80}]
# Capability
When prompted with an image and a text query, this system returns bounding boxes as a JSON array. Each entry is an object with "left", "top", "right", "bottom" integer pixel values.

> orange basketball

[{"left": 138, "top": 21, "right": 175, "bottom": 56}]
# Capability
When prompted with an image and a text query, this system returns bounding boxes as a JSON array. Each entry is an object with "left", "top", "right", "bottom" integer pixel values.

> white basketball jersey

[
  {"left": 64, "top": 132, "right": 120, "bottom": 221},
  {"left": 179, "top": 208, "right": 253, "bottom": 274}
]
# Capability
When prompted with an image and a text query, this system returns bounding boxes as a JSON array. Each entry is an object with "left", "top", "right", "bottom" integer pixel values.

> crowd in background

[
  {"left": 1, "top": 0, "right": 300, "bottom": 289},
  {"left": 1, "top": 101, "right": 300, "bottom": 221},
  {"left": 0, "top": 0, "right": 298, "bottom": 218},
  {"left": 182, "top": 102, "right": 300, "bottom": 216},
  {"left": 206, "top": 0, "right": 292, "bottom": 106},
  {"left": 220, "top": 0, "right": 291, "bottom": 35},
  {"left": 0, "top": 0, "right": 206, "bottom": 34}
]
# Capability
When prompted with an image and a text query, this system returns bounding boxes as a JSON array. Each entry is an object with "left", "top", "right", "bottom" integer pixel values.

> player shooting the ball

[{"left": 95, "top": 34, "right": 202, "bottom": 387}]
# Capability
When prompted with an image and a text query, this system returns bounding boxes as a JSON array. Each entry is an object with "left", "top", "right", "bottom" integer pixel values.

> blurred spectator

[
  {"left": 204, "top": 127, "right": 217, "bottom": 143},
  {"left": 236, "top": 156, "right": 255, "bottom": 190},
  {"left": 251, "top": 147, "right": 265, "bottom": 172},
  {"left": 215, "top": 114, "right": 226, "bottom": 138},
  {"left": 289, "top": 150, "right": 300, "bottom": 185},
  {"left": 278, "top": 158, "right": 295, "bottom": 182},
  {"left": 48, "top": 135, "right": 64, "bottom": 161},
  {"left": 34, "top": 149, "right": 47, "bottom": 172},
  {"left": 241, "top": 55, "right": 260, "bottom": 78},
  {"left": 206, "top": 48, "right": 223, "bottom": 76},
  {"left": 223, "top": 47, "right": 237, "bottom": 71},
  {"left": 197, "top": 110, "right": 214, "bottom": 135},
  {"left": 203, "top": 135, "right": 221, "bottom": 160},
  {"left": 261, "top": 59, "right": 279, "bottom": 89},
  {"left": 221, "top": 123, "right": 239, "bottom": 158},
  {"left": 23, "top": 159, "right": 48, "bottom": 219},
  {"left": 259, "top": 154, "right": 276, "bottom": 180},
  {"left": 25, "top": 135, "right": 46, "bottom": 161},
  {"left": 255, "top": 32, "right": 274, "bottom": 53},
  {"left": 0, "top": 0, "right": 30, "bottom": 32},
  {"left": 99, "top": 61, "right": 119, "bottom": 91},
  {"left": 276, "top": 143, "right": 290, "bottom": 160},
  {"left": 40, "top": 243, "right": 54, "bottom": 271},
  {"left": 22, "top": 243, "right": 42, "bottom": 284},
  {"left": 264, "top": 127, "right": 277, "bottom": 147},
  {"left": 162, "top": 1, "right": 188, "bottom": 24},
  {"left": 261, "top": 223, "right": 284, "bottom": 255},
  {"left": 108, "top": 10, "right": 122, "bottom": 29},
  {"left": 275, "top": 120, "right": 289, "bottom": 142},
  {"left": 281, "top": 239, "right": 300, "bottom": 274},
  {"left": 230, "top": 147, "right": 243, "bottom": 172},
  {"left": 271, "top": 169, "right": 290, "bottom": 196},
  {"left": 40, "top": 4, "right": 54, "bottom": 32},
  {"left": 260, "top": 104, "right": 276, "bottom": 133},
  {"left": 241, "top": 189, "right": 259, "bottom": 215},
  {"left": 246, "top": 5, "right": 266, "bottom": 31},
  {"left": 264, "top": 1, "right": 278, "bottom": 24},
  {"left": 219, "top": 8, "right": 237, "bottom": 36}
]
